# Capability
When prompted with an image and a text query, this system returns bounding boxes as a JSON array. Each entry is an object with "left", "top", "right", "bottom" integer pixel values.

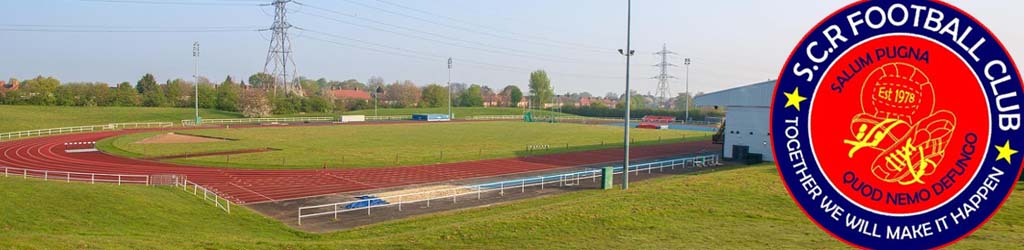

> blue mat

[{"left": 345, "top": 195, "right": 389, "bottom": 209}]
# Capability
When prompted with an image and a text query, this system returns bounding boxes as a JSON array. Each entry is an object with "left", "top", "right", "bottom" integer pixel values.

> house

[
  {"left": 516, "top": 96, "right": 529, "bottom": 108},
  {"left": 693, "top": 80, "right": 774, "bottom": 162},
  {"left": 483, "top": 92, "right": 500, "bottom": 107},
  {"left": 327, "top": 88, "right": 372, "bottom": 101},
  {"left": 0, "top": 79, "right": 19, "bottom": 97},
  {"left": 578, "top": 97, "right": 593, "bottom": 107}
]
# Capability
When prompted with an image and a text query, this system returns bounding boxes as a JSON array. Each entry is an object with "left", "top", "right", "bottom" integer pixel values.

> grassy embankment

[{"left": 1, "top": 164, "right": 1020, "bottom": 249}]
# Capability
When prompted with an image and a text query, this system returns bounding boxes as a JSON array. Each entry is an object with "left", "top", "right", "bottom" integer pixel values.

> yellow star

[
  {"left": 784, "top": 87, "right": 808, "bottom": 111},
  {"left": 994, "top": 140, "right": 1018, "bottom": 164}
]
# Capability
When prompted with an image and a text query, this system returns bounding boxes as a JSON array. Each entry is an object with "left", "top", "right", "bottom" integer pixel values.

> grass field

[
  {"left": 1, "top": 164, "right": 1020, "bottom": 249},
  {"left": 99, "top": 121, "right": 710, "bottom": 169},
  {"left": 0, "top": 105, "right": 575, "bottom": 133},
  {"left": 344, "top": 107, "right": 571, "bottom": 118},
  {"left": 0, "top": 105, "right": 243, "bottom": 132}
]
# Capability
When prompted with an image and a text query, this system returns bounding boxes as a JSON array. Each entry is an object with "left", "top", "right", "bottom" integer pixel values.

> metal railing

[
  {"left": 175, "top": 176, "right": 231, "bottom": 213},
  {"left": 467, "top": 115, "right": 522, "bottom": 120},
  {"left": 296, "top": 154, "right": 722, "bottom": 225},
  {"left": 365, "top": 115, "right": 409, "bottom": 121},
  {"left": 181, "top": 117, "right": 334, "bottom": 126},
  {"left": 0, "top": 166, "right": 150, "bottom": 185},
  {"left": 0, "top": 122, "right": 173, "bottom": 142}
]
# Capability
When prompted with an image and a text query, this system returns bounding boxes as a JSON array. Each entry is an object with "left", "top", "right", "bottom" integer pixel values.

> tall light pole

[
  {"left": 193, "top": 41, "right": 201, "bottom": 125},
  {"left": 448, "top": 57, "right": 453, "bottom": 119},
  {"left": 617, "top": 0, "right": 635, "bottom": 190},
  {"left": 684, "top": 58, "right": 691, "bottom": 123}
]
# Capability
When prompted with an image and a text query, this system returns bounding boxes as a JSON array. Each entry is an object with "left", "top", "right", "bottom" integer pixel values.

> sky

[{"left": 1, "top": 0, "right": 1021, "bottom": 96}]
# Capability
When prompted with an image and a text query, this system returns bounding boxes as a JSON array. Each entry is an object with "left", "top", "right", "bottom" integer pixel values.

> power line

[
  {"left": 372, "top": 0, "right": 617, "bottom": 53},
  {"left": 297, "top": 30, "right": 637, "bottom": 81},
  {"left": 0, "top": 27, "right": 259, "bottom": 33},
  {"left": 293, "top": 2, "right": 619, "bottom": 66},
  {"left": 314, "top": 0, "right": 614, "bottom": 55},
  {"left": 78, "top": 0, "right": 261, "bottom": 6}
]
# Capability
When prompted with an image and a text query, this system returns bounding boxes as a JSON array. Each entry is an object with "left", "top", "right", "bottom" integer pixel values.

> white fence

[
  {"left": 0, "top": 122, "right": 174, "bottom": 142},
  {"left": 365, "top": 115, "right": 409, "bottom": 121},
  {"left": 467, "top": 115, "right": 522, "bottom": 120},
  {"left": 181, "top": 117, "right": 334, "bottom": 126},
  {"left": 0, "top": 166, "right": 151, "bottom": 185},
  {"left": 297, "top": 154, "right": 722, "bottom": 225},
  {"left": 175, "top": 176, "right": 232, "bottom": 213}
]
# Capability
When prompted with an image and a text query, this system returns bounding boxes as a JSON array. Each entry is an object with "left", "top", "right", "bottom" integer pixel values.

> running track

[{"left": 0, "top": 129, "right": 717, "bottom": 204}]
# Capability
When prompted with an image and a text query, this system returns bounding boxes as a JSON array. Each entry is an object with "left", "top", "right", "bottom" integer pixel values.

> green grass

[
  {"left": 99, "top": 121, "right": 710, "bottom": 169},
  {"left": 0, "top": 105, "right": 243, "bottom": 132},
  {"left": 345, "top": 107, "right": 572, "bottom": 118},
  {"left": 2, "top": 164, "right": 1020, "bottom": 249},
  {"left": 0, "top": 106, "right": 576, "bottom": 133}
]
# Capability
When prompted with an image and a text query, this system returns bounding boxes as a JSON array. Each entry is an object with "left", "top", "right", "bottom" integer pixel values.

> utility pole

[
  {"left": 652, "top": 43, "right": 676, "bottom": 109},
  {"left": 193, "top": 41, "right": 201, "bottom": 125},
  {"left": 684, "top": 58, "right": 691, "bottom": 123},
  {"left": 617, "top": 0, "right": 635, "bottom": 190},
  {"left": 448, "top": 57, "right": 453, "bottom": 119},
  {"left": 263, "top": 0, "right": 300, "bottom": 95}
]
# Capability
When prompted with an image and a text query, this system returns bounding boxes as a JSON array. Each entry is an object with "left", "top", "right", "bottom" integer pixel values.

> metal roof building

[{"left": 694, "top": 80, "right": 775, "bottom": 162}]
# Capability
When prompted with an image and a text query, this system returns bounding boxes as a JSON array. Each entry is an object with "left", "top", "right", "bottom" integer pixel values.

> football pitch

[{"left": 99, "top": 121, "right": 711, "bottom": 169}]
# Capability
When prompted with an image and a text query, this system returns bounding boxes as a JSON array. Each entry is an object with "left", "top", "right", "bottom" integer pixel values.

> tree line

[{"left": 0, "top": 70, "right": 558, "bottom": 118}]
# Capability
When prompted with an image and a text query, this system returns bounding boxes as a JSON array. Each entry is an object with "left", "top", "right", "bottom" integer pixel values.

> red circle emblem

[{"left": 809, "top": 35, "right": 990, "bottom": 215}]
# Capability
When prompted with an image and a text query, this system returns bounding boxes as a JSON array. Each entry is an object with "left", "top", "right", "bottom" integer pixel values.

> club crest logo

[{"left": 770, "top": 0, "right": 1023, "bottom": 248}]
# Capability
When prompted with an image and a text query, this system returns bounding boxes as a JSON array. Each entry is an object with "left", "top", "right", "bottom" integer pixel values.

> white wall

[{"left": 723, "top": 106, "right": 773, "bottom": 162}]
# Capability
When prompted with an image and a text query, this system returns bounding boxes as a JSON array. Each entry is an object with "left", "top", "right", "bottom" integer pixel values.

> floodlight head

[{"left": 629, "top": 50, "right": 636, "bottom": 56}]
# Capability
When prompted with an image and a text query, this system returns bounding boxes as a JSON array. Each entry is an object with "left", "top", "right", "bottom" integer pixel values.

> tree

[
  {"left": 480, "top": 86, "right": 495, "bottom": 106},
  {"left": 137, "top": 74, "right": 165, "bottom": 107},
  {"left": 459, "top": 84, "right": 483, "bottom": 107},
  {"left": 302, "top": 95, "right": 332, "bottom": 113},
  {"left": 528, "top": 70, "right": 553, "bottom": 107},
  {"left": 315, "top": 78, "right": 329, "bottom": 89},
  {"left": 111, "top": 82, "right": 140, "bottom": 106},
  {"left": 419, "top": 84, "right": 449, "bottom": 108},
  {"left": 216, "top": 76, "right": 241, "bottom": 111},
  {"left": 248, "top": 73, "right": 275, "bottom": 89},
  {"left": 507, "top": 85, "right": 523, "bottom": 107},
  {"left": 239, "top": 89, "right": 272, "bottom": 117},
  {"left": 271, "top": 94, "right": 303, "bottom": 115},
  {"left": 136, "top": 73, "right": 158, "bottom": 94},
  {"left": 297, "top": 77, "right": 321, "bottom": 96},
  {"left": 197, "top": 83, "right": 217, "bottom": 109},
  {"left": 675, "top": 92, "right": 695, "bottom": 111},
  {"left": 20, "top": 76, "right": 60, "bottom": 105},
  {"left": 367, "top": 76, "right": 385, "bottom": 92},
  {"left": 335, "top": 79, "right": 366, "bottom": 90},
  {"left": 164, "top": 79, "right": 191, "bottom": 107},
  {"left": 384, "top": 80, "right": 421, "bottom": 108},
  {"left": 54, "top": 82, "right": 110, "bottom": 106},
  {"left": 616, "top": 94, "right": 645, "bottom": 110}
]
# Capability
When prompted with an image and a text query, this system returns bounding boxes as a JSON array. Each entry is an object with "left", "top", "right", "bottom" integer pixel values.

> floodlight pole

[
  {"left": 684, "top": 58, "right": 691, "bottom": 123},
  {"left": 448, "top": 57, "right": 453, "bottom": 119},
  {"left": 619, "top": 0, "right": 634, "bottom": 190},
  {"left": 193, "top": 41, "right": 200, "bottom": 125}
]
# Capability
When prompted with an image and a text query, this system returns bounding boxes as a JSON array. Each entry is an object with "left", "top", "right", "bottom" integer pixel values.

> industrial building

[{"left": 694, "top": 80, "right": 774, "bottom": 162}]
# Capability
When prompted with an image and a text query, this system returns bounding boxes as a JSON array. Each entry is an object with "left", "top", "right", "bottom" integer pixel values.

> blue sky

[{"left": 1, "top": 0, "right": 1020, "bottom": 95}]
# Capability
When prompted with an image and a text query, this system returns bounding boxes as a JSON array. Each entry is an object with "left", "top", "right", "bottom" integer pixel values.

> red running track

[{"left": 0, "top": 129, "right": 718, "bottom": 204}]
